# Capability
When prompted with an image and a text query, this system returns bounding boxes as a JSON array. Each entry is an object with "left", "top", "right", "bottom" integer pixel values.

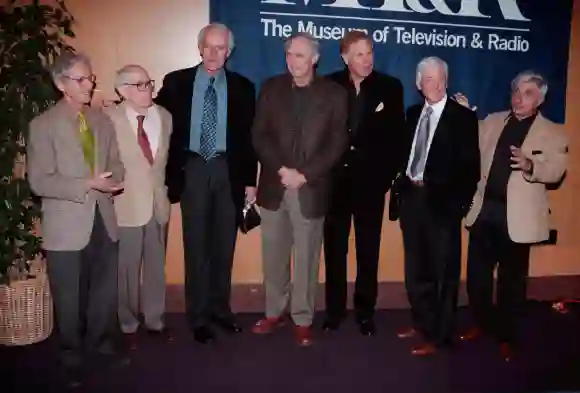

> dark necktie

[
  {"left": 199, "top": 76, "right": 218, "bottom": 161},
  {"left": 137, "top": 115, "right": 154, "bottom": 165},
  {"left": 409, "top": 106, "right": 433, "bottom": 178}
]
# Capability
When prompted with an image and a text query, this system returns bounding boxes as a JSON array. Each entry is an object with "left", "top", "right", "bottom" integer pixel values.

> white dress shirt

[
  {"left": 125, "top": 105, "right": 161, "bottom": 159},
  {"left": 406, "top": 94, "right": 448, "bottom": 180}
]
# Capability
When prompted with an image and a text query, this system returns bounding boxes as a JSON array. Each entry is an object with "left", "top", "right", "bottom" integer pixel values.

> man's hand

[
  {"left": 87, "top": 172, "right": 124, "bottom": 193},
  {"left": 510, "top": 146, "right": 533, "bottom": 173},
  {"left": 453, "top": 93, "right": 478, "bottom": 111},
  {"left": 278, "top": 167, "right": 307, "bottom": 189},
  {"left": 245, "top": 186, "right": 257, "bottom": 204}
]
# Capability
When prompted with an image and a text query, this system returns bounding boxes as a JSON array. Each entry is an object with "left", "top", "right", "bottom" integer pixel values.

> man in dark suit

[
  {"left": 323, "top": 31, "right": 406, "bottom": 336},
  {"left": 155, "top": 23, "right": 257, "bottom": 344},
  {"left": 391, "top": 56, "right": 480, "bottom": 356},
  {"left": 251, "top": 33, "right": 348, "bottom": 346}
]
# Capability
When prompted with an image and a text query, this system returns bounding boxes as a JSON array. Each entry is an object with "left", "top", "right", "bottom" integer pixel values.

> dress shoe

[
  {"left": 294, "top": 325, "right": 314, "bottom": 347},
  {"left": 124, "top": 332, "right": 139, "bottom": 351},
  {"left": 63, "top": 365, "right": 83, "bottom": 389},
  {"left": 357, "top": 319, "right": 376, "bottom": 336},
  {"left": 192, "top": 326, "right": 215, "bottom": 344},
  {"left": 411, "top": 342, "right": 437, "bottom": 356},
  {"left": 460, "top": 327, "right": 484, "bottom": 342},
  {"left": 322, "top": 317, "right": 342, "bottom": 332},
  {"left": 147, "top": 327, "right": 174, "bottom": 343},
  {"left": 499, "top": 342, "right": 514, "bottom": 362},
  {"left": 397, "top": 327, "right": 417, "bottom": 339},
  {"left": 212, "top": 317, "right": 243, "bottom": 334},
  {"left": 252, "top": 317, "right": 285, "bottom": 334}
]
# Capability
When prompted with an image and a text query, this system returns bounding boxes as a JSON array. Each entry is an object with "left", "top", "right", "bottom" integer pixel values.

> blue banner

[{"left": 210, "top": 0, "right": 573, "bottom": 123}]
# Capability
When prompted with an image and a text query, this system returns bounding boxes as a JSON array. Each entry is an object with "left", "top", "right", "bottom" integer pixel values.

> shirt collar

[
  {"left": 423, "top": 94, "right": 447, "bottom": 117},
  {"left": 124, "top": 103, "right": 153, "bottom": 120},
  {"left": 197, "top": 65, "right": 225, "bottom": 84}
]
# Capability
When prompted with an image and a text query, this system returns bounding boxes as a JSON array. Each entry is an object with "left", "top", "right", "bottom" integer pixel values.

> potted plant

[{"left": 0, "top": 0, "right": 75, "bottom": 346}]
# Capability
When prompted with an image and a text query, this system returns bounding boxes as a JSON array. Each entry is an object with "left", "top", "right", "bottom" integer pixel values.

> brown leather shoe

[
  {"left": 124, "top": 332, "right": 138, "bottom": 351},
  {"left": 460, "top": 327, "right": 484, "bottom": 342},
  {"left": 397, "top": 327, "right": 417, "bottom": 339},
  {"left": 294, "top": 326, "right": 314, "bottom": 347},
  {"left": 252, "top": 317, "right": 285, "bottom": 334},
  {"left": 411, "top": 342, "right": 437, "bottom": 356},
  {"left": 499, "top": 342, "right": 514, "bottom": 362}
]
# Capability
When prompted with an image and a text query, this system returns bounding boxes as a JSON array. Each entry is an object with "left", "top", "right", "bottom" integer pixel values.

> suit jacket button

[{"left": 350, "top": 145, "right": 355, "bottom": 151}]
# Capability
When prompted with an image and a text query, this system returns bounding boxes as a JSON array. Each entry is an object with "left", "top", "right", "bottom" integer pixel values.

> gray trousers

[
  {"left": 46, "top": 207, "right": 118, "bottom": 368},
  {"left": 118, "top": 217, "right": 166, "bottom": 333},
  {"left": 261, "top": 189, "right": 324, "bottom": 327}
]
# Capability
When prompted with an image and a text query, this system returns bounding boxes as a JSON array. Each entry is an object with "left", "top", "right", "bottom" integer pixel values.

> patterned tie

[
  {"left": 78, "top": 111, "right": 95, "bottom": 175},
  {"left": 409, "top": 106, "right": 433, "bottom": 178},
  {"left": 199, "top": 76, "right": 218, "bottom": 161},
  {"left": 137, "top": 115, "right": 154, "bottom": 165}
]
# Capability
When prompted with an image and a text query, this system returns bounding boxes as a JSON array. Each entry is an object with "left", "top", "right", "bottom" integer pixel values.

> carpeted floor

[{"left": 1, "top": 301, "right": 579, "bottom": 393}]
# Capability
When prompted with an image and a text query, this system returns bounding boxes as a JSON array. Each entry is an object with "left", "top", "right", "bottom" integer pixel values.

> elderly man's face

[
  {"left": 118, "top": 68, "right": 154, "bottom": 109},
  {"left": 56, "top": 60, "right": 95, "bottom": 106},
  {"left": 417, "top": 65, "right": 447, "bottom": 104},
  {"left": 511, "top": 80, "right": 543, "bottom": 118},
  {"left": 200, "top": 27, "right": 230, "bottom": 73},
  {"left": 286, "top": 37, "right": 318, "bottom": 80}
]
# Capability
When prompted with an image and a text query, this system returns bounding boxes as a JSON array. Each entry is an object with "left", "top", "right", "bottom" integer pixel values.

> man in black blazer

[
  {"left": 155, "top": 23, "right": 257, "bottom": 344},
  {"left": 323, "top": 31, "right": 406, "bottom": 336},
  {"left": 391, "top": 56, "right": 480, "bottom": 356}
]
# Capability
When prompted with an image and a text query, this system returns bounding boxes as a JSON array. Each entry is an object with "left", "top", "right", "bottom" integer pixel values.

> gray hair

[
  {"left": 511, "top": 70, "right": 548, "bottom": 99},
  {"left": 114, "top": 64, "right": 148, "bottom": 88},
  {"left": 284, "top": 32, "right": 320, "bottom": 56},
  {"left": 48, "top": 51, "right": 91, "bottom": 83},
  {"left": 416, "top": 56, "right": 448, "bottom": 84},
  {"left": 198, "top": 23, "right": 235, "bottom": 53}
]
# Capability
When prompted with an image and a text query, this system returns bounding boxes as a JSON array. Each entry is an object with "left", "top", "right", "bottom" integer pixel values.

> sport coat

[
  {"left": 252, "top": 74, "right": 348, "bottom": 218},
  {"left": 465, "top": 111, "right": 568, "bottom": 243},
  {"left": 27, "top": 100, "right": 125, "bottom": 251},
  {"left": 154, "top": 65, "right": 258, "bottom": 225},
  {"left": 105, "top": 103, "right": 172, "bottom": 227}
]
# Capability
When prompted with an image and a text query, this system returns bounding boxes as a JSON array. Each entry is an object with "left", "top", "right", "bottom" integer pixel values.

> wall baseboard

[{"left": 166, "top": 275, "right": 580, "bottom": 313}]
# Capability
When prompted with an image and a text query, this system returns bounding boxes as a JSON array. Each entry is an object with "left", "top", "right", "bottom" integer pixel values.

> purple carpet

[{"left": 2, "top": 301, "right": 579, "bottom": 393}]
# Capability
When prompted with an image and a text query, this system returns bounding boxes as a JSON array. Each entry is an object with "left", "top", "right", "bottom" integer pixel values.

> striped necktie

[{"left": 199, "top": 76, "right": 218, "bottom": 161}]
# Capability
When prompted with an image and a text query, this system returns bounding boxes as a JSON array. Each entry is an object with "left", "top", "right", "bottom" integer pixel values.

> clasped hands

[
  {"left": 278, "top": 166, "right": 307, "bottom": 189},
  {"left": 87, "top": 172, "right": 124, "bottom": 193}
]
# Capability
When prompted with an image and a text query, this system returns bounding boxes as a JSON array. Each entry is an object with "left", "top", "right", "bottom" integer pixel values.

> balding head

[{"left": 115, "top": 64, "right": 154, "bottom": 110}]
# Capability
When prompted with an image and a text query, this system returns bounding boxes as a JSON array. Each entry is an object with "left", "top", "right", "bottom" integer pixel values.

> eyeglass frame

[
  {"left": 62, "top": 74, "right": 97, "bottom": 84},
  {"left": 122, "top": 80, "right": 156, "bottom": 91}
]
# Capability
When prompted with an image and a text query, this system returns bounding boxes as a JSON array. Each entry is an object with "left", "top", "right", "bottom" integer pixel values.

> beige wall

[{"left": 65, "top": 0, "right": 580, "bottom": 284}]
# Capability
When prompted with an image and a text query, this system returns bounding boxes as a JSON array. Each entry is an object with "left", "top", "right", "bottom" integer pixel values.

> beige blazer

[
  {"left": 27, "top": 100, "right": 125, "bottom": 251},
  {"left": 105, "top": 103, "right": 172, "bottom": 227},
  {"left": 465, "top": 111, "right": 568, "bottom": 243}
]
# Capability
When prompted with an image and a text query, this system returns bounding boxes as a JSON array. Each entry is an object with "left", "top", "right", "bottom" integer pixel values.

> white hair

[
  {"left": 416, "top": 56, "right": 448, "bottom": 85},
  {"left": 198, "top": 23, "right": 235, "bottom": 53},
  {"left": 114, "top": 64, "right": 148, "bottom": 88},
  {"left": 284, "top": 32, "right": 320, "bottom": 56},
  {"left": 49, "top": 51, "right": 91, "bottom": 83},
  {"left": 511, "top": 70, "right": 548, "bottom": 99}
]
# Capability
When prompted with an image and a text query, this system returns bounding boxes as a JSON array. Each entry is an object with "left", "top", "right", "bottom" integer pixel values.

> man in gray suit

[{"left": 27, "top": 52, "right": 125, "bottom": 387}]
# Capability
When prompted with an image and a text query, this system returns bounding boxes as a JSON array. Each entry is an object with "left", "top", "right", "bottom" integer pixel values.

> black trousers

[
  {"left": 181, "top": 154, "right": 238, "bottom": 328},
  {"left": 323, "top": 165, "right": 386, "bottom": 321},
  {"left": 467, "top": 202, "right": 531, "bottom": 343},
  {"left": 399, "top": 185, "right": 461, "bottom": 345},
  {"left": 46, "top": 207, "right": 119, "bottom": 368}
]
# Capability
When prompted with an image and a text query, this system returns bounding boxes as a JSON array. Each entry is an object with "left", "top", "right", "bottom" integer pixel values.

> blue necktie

[{"left": 199, "top": 76, "right": 217, "bottom": 161}]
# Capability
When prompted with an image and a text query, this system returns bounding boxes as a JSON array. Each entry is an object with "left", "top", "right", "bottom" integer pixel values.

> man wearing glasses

[
  {"left": 105, "top": 65, "right": 173, "bottom": 350},
  {"left": 27, "top": 51, "right": 125, "bottom": 387}
]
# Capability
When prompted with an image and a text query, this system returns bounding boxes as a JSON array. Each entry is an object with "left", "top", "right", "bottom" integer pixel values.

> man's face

[
  {"left": 55, "top": 60, "right": 95, "bottom": 106},
  {"left": 511, "top": 81, "right": 543, "bottom": 118},
  {"left": 343, "top": 39, "right": 374, "bottom": 79},
  {"left": 286, "top": 37, "right": 318, "bottom": 80},
  {"left": 118, "top": 68, "right": 154, "bottom": 109},
  {"left": 417, "top": 65, "right": 447, "bottom": 103},
  {"left": 200, "top": 28, "right": 230, "bottom": 73}
]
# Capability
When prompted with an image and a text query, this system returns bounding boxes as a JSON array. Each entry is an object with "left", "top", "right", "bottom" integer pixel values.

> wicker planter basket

[{"left": 0, "top": 260, "right": 53, "bottom": 346}]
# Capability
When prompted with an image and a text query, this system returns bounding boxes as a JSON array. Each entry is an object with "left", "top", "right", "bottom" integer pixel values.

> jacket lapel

[
  {"left": 153, "top": 105, "right": 171, "bottom": 168},
  {"left": 116, "top": 103, "right": 151, "bottom": 167}
]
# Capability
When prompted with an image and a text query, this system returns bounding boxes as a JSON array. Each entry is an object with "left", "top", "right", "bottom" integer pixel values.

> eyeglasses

[
  {"left": 123, "top": 80, "right": 155, "bottom": 91},
  {"left": 63, "top": 74, "right": 96, "bottom": 84}
]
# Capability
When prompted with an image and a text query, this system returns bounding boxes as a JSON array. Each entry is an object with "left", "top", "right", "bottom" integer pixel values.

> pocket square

[{"left": 375, "top": 102, "right": 384, "bottom": 112}]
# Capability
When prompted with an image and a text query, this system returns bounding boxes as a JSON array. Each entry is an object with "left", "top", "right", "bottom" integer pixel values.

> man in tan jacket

[
  {"left": 105, "top": 65, "right": 172, "bottom": 349},
  {"left": 456, "top": 71, "right": 568, "bottom": 361},
  {"left": 27, "top": 52, "right": 125, "bottom": 387}
]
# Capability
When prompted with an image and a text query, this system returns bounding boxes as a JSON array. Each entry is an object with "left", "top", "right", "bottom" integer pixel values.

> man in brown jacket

[
  {"left": 251, "top": 32, "right": 348, "bottom": 346},
  {"left": 456, "top": 71, "right": 568, "bottom": 361}
]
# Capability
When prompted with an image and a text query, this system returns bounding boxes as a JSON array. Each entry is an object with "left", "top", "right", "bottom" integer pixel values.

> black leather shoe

[
  {"left": 193, "top": 326, "right": 215, "bottom": 344},
  {"left": 322, "top": 317, "right": 342, "bottom": 332},
  {"left": 358, "top": 319, "right": 376, "bottom": 336},
  {"left": 212, "top": 317, "right": 242, "bottom": 334},
  {"left": 146, "top": 327, "right": 174, "bottom": 343}
]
